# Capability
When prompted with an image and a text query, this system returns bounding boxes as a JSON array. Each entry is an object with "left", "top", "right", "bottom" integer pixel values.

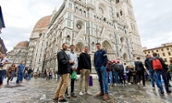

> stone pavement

[{"left": 0, "top": 77, "right": 172, "bottom": 103}]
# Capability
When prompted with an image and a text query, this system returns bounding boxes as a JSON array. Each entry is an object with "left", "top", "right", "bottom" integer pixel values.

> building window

[
  {"left": 167, "top": 47, "right": 169, "bottom": 50},
  {"left": 162, "top": 53, "right": 165, "bottom": 56},
  {"left": 120, "top": 10, "right": 123, "bottom": 16},
  {"left": 156, "top": 50, "right": 158, "bottom": 52},
  {"left": 161, "top": 48, "right": 164, "bottom": 51},
  {"left": 117, "top": 13, "right": 119, "bottom": 18},
  {"left": 168, "top": 52, "right": 171, "bottom": 56},
  {"left": 164, "top": 58, "right": 167, "bottom": 62},
  {"left": 68, "top": 2, "right": 72, "bottom": 8},
  {"left": 116, "top": 0, "right": 119, "bottom": 4}
]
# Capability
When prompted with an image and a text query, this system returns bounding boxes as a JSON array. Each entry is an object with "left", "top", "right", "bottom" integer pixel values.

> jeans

[
  {"left": 16, "top": 73, "right": 24, "bottom": 83},
  {"left": 119, "top": 71, "right": 126, "bottom": 84},
  {"left": 95, "top": 66, "right": 109, "bottom": 94},
  {"left": 66, "top": 79, "right": 75, "bottom": 94},
  {"left": 10, "top": 72, "right": 16, "bottom": 81},
  {"left": 0, "top": 70, "right": 6, "bottom": 84},
  {"left": 136, "top": 71, "right": 145, "bottom": 86},
  {"left": 149, "top": 69, "right": 155, "bottom": 87},
  {"left": 154, "top": 69, "right": 169, "bottom": 91},
  {"left": 108, "top": 71, "right": 113, "bottom": 84},
  {"left": 27, "top": 74, "right": 31, "bottom": 81},
  {"left": 112, "top": 71, "right": 119, "bottom": 84}
]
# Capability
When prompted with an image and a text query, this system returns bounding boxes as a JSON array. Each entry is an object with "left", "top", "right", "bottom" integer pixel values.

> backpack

[
  {"left": 114, "top": 64, "right": 120, "bottom": 72},
  {"left": 152, "top": 58, "right": 163, "bottom": 70}
]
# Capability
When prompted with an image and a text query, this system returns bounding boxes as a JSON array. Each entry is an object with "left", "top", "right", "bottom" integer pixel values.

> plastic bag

[{"left": 71, "top": 71, "right": 77, "bottom": 80}]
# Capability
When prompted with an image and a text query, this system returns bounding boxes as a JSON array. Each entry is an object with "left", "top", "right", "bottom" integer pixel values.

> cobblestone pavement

[{"left": 0, "top": 77, "right": 172, "bottom": 103}]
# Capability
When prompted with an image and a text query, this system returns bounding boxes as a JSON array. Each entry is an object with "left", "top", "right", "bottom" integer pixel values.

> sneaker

[
  {"left": 65, "top": 94, "right": 70, "bottom": 98},
  {"left": 71, "top": 93, "right": 77, "bottom": 98},
  {"left": 58, "top": 98, "right": 68, "bottom": 102},
  {"left": 86, "top": 91, "right": 92, "bottom": 95},
  {"left": 137, "top": 83, "right": 140, "bottom": 85},
  {"left": 79, "top": 91, "right": 84, "bottom": 96},
  {"left": 128, "top": 83, "right": 131, "bottom": 85}
]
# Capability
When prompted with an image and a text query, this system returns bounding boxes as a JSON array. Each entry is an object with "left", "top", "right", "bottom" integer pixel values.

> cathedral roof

[
  {"left": 16, "top": 41, "right": 29, "bottom": 48},
  {"left": 33, "top": 15, "right": 51, "bottom": 31}
]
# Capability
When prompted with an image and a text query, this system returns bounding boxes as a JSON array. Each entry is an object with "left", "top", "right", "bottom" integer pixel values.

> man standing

[
  {"left": 0, "top": 54, "right": 10, "bottom": 87},
  {"left": 145, "top": 54, "right": 155, "bottom": 89},
  {"left": 78, "top": 46, "right": 92, "bottom": 95},
  {"left": 151, "top": 53, "right": 171, "bottom": 94},
  {"left": 94, "top": 43, "right": 110, "bottom": 100},
  {"left": 53, "top": 43, "right": 74, "bottom": 102},
  {"left": 65, "top": 45, "right": 78, "bottom": 98}
]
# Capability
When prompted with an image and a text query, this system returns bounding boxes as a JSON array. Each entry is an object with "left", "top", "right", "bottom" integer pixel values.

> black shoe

[
  {"left": 167, "top": 90, "right": 171, "bottom": 93},
  {"left": 160, "top": 91, "right": 164, "bottom": 94},
  {"left": 65, "top": 94, "right": 70, "bottom": 98},
  {"left": 58, "top": 99, "right": 68, "bottom": 102},
  {"left": 71, "top": 93, "right": 77, "bottom": 97},
  {"left": 53, "top": 97, "right": 58, "bottom": 101}
]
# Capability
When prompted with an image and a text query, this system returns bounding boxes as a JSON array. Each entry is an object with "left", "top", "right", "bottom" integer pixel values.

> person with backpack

[
  {"left": 145, "top": 54, "right": 156, "bottom": 89},
  {"left": 134, "top": 57, "right": 145, "bottom": 87},
  {"left": 116, "top": 61, "right": 126, "bottom": 86},
  {"left": 151, "top": 53, "right": 171, "bottom": 94},
  {"left": 111, "top": 61, "right": 120, "bottom": 86}
]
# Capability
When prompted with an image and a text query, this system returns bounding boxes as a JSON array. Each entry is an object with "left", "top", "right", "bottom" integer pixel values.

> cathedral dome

[
  {"left": 16, "top": 41, "right": 29, "bottom": 48},
  {"left": 33, "top": 15, "right": 51, "bottom": 31}
]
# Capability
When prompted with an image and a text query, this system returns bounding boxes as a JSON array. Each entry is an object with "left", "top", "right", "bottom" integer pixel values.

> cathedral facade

[{"left": 7, "top": 0, "right": 144, "bottom": 71}]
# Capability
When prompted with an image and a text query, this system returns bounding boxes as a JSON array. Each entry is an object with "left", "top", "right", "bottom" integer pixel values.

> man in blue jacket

[{"left": 94, "top": 43, "right": 110, "bottom": 100}]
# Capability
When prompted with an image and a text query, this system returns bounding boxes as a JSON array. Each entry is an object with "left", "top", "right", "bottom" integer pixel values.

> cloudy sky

[{"left": 0, "top": 0, "right": 172, "bottom": 52}]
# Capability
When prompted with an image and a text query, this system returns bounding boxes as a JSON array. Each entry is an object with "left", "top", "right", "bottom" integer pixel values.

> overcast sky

[{"left": 0, "top": 0, "right": 172, "bottom": 52}]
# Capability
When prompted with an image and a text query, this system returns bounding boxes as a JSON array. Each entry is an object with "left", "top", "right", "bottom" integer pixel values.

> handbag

[
  {"left": 88, "top": 76, "right": 93, "bottom": 86},
  {"left": 71, "top": 71, "right": 77, "bottom": 80}
]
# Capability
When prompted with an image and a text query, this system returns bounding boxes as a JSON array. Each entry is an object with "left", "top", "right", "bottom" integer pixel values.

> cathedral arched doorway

[
  {"left": 102, "top": 41, "right": 114, "bottom": 60},
  {"left": 102, "top": 41, "right": 112, "bottom": 52},
  {"left": 75, "top": 42, "right": 84, "bottom": 53}
]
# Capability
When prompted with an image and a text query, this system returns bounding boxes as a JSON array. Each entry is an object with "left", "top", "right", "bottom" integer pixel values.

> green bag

[{"left": 71, "top": 71, "right": 77, "bottom": 80}]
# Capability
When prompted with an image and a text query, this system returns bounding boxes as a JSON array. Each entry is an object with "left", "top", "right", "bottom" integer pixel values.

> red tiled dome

[
  {"left": 16, "top": 41, "right": 29, "bottom": 48},
  {"left": 33, "top": 15, "right": 51, "bottom": 30}
]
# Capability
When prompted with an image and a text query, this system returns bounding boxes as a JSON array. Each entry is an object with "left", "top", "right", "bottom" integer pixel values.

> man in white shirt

[{"left": 65, "top": 45, "right": 78, "bottom": 98}]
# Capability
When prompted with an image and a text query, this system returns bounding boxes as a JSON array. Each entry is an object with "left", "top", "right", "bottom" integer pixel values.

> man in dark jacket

[
  {"left": 151, "top": 53, "right": 171, "bottom": 94},
  {"left": 53, "top": 43, "right": 74, "bottom": 102},
  {"left": 135, "top": 57, "right": 145, "bottom": 87},
  {"left": 145, "top": 54, "right": 155, "bottom": 89},
  {"left": 78, "top": 46, "right": 92, "bottom": 95}
]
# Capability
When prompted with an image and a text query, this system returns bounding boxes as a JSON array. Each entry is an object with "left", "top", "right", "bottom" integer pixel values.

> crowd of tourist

[{"left": 0, "top": 42, "right": 172, "bottom": 103}]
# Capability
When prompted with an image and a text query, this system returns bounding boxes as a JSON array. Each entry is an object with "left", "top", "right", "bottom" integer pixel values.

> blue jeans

[
  {"left": 27, "top": 74, "right": 31, "bottom": 81},
  {"left": 112, "top": 71, "right": 119, "bottom": 84},
  {"left": 108, "top": 71, "right": 113, "bottom": 84},
  {"left": 95, "top": 66, "right": 109, "bottom": 94},
  {"left": 154, "top": 69, "right": 169, "bottom": 91},
  {"left": 149, "top": 69, "right": 155, "bottom": 87},
  {"left": 0, "top": 70, "right": 6, "bottom": 84},
  {"left": 16, "top": 73, "right": 24, "bottom": 83}
]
